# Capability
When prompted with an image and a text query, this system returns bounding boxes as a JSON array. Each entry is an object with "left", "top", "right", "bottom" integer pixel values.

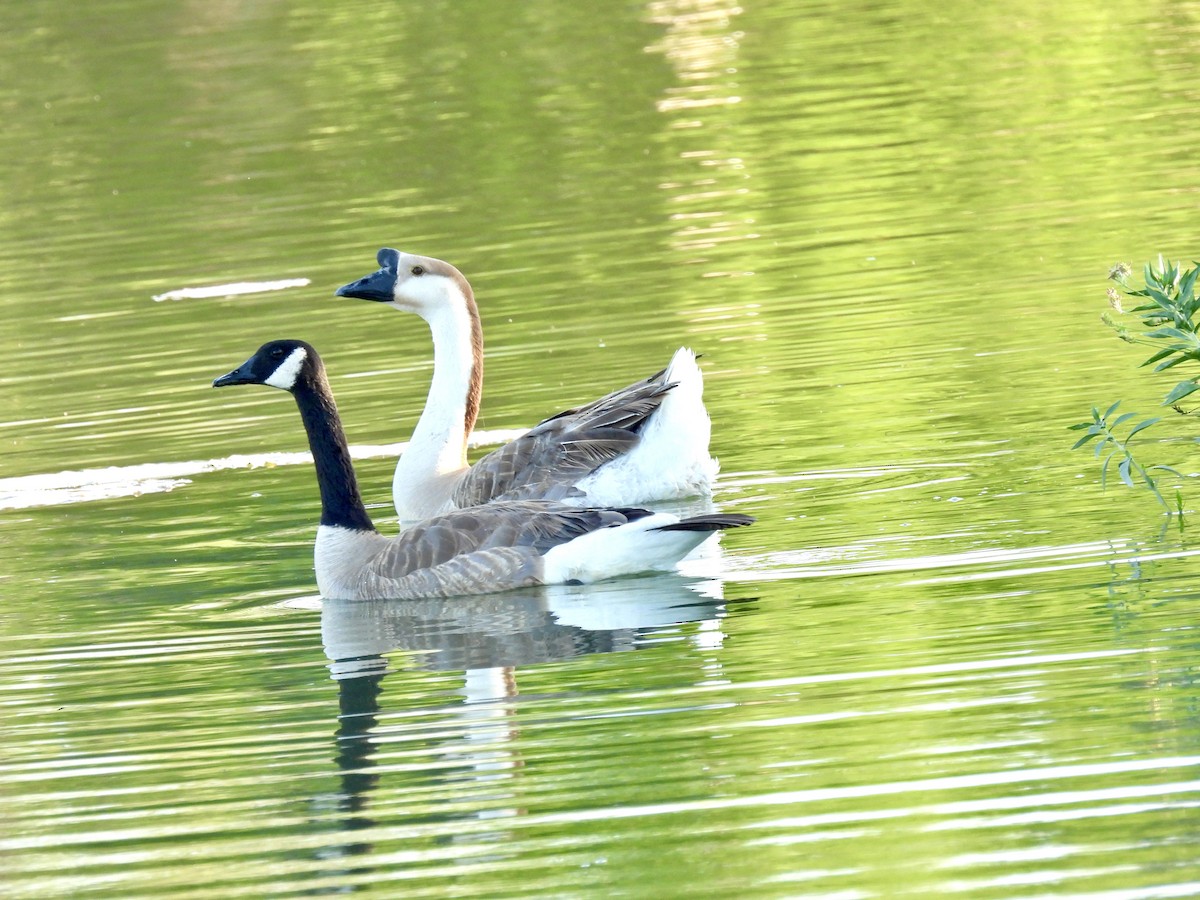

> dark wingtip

[{"left": 654, "top": 513, "right": 756, "bottom": 533}]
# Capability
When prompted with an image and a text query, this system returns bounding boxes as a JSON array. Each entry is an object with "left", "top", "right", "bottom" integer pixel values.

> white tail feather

[
  {"left": 574, "top": 347, "right": 717, "bottom": 505},
  {"left": 540, "top": 513, "right": 715, "bottom": 584}
]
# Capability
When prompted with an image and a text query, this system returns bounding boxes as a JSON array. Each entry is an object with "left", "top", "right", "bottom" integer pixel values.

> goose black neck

[{"left": 292, "top": 372, "right": 376, "bottom": 533}]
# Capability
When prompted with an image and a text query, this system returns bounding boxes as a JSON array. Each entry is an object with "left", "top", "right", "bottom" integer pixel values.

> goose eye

[
  {"left": 410, "top": 265, "right": 425, "bottom": 276},
  {"left": 270, "top": 347, "right": 284, "bottom": 359}
]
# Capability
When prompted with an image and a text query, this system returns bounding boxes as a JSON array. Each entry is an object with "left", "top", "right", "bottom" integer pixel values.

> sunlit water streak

[
  {"left": 151, "top": 278, "right": 312, "bottom": 302},
  {"left": 529, "top": 756, "right": 1200, "bottom": 825}
]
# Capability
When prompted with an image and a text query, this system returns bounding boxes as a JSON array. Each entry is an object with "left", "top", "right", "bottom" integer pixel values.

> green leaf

[
  {"left": 1145, "top": 327, "right": 1192, "bottom": 340},
  {"left": 1126, "top": 417, "right": 1161, "bottom": 439},
  {"left": 1100, "top": 450, "right": 1117, "bottom": 488},
  {"left": 1103, "top": 400, "right": 1121, "bottom": 419},
  {"left": 1154, "top": 354, "right": 1193, "bottom": 372},
  {"left": 1118, "top": 456, "right": 1134, "bottom": 487},
  {"left": 1163, "top": 380, "right": 1200, "bottom": 406},
  {"left": 1132, "top": 306, "right": 1168, "bottom": 318},
  {"left": 1134, "top": 308, "right": 1172, "bottom": 322},
  {"left": 1111, "top": 411, "right": 1138, "bottom": 429},
  {"left": 1150, "top": 464, "right": 1184, "bottom": 477},
  {"left": 1144, "top": 346, "right": 1181, "bottom": 366},
  {"left": 1144, "top": 286, "right": 1172, "bottom": 308},
  {"left": 1072, "top": 432, "right": 1101, "bottom": 449},
  {"left": 1179, "top": 265, "right": 1199, "bottom": 304},
  {"left": 1067, "top": 422, "right": 1092, "bottom": 431}
]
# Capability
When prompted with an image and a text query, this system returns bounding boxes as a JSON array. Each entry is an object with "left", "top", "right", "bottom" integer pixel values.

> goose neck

[
  {"left": 407, "top": 291, "right": 483, "bottom": 473},
  {"left": 293, "top": 374, "right": 376, "bottom": 533}
]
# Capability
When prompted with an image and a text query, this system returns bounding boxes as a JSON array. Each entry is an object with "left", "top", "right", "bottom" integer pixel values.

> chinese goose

[
  {"left": 335, "top": 249, "right": 719, "bottom": 522},
  {"left": 212, "top": 340, "right": 753, "bottom": 601}
]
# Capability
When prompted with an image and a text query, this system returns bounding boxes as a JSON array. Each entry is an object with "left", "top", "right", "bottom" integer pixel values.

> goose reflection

[
  {"left": 317, "top": 573, "right": 729, "bottom": 866},
  {"left": 323, "top": 572, "right": 728, "bottom": 676}
]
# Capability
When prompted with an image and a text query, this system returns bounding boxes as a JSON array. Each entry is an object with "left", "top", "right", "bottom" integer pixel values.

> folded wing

[{"left": 453, "top": 375, "right": 676, "bottom": 506}]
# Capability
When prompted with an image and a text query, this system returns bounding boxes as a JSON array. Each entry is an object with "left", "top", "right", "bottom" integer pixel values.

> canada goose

[
  {"left": 212, "top": 340, "right": 753, "bottom": 601},
  {"left": 335, "top": 249, "right": 719, "bottom": 522}
]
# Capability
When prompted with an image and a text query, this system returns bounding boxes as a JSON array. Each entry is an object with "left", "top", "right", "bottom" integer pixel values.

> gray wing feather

[
  {"left": 453, "top": 375, "right": 676, "bottom": 507},
  {"left": 377, "top": 501, "right": 646, "bottom": 571},
  {"left": 359, "top": 501, "right": 650, "bottom": 599},
  {"left": 366, "top": 547, "right": 543, "bottom": 600}
]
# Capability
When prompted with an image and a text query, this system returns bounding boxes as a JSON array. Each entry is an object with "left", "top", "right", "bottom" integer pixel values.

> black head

[{"left": 213, "top": 339, "right": 318, "bottom": 391}]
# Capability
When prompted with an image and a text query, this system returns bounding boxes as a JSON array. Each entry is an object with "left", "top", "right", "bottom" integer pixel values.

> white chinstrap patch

[{"left": 265, "top": 347, "right": 308, "bottom": 390}]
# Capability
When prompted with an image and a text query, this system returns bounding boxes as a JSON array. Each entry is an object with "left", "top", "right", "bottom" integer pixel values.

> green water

[{"left": 4, "top": 0, "right": 1200, "bottom": 896}]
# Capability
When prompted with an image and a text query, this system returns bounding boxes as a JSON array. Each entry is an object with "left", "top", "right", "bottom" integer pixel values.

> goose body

[
  {"left": 335, "top": 249, "right": 719, "bottom": 522},
  {"left": 212, "top": 340, "right": 753, "bottom": 601}
]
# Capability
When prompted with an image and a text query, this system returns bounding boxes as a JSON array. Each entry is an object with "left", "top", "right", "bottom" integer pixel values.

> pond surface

[{"left": 4, "top": 0, "right": 1200, "bottom": 896}]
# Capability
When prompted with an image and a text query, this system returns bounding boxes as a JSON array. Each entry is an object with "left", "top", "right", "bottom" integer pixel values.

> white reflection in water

[
  {"left": 318, "top": 573, "right": 732, "bottom": 856},
  {"left": 321, "top": 573, "right": 728, "bottom": 677}
]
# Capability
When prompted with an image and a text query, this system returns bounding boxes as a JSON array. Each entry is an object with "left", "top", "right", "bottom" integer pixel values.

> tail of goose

[{"left": 572, "top": 346, "right": 717, "bottom": 507}]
